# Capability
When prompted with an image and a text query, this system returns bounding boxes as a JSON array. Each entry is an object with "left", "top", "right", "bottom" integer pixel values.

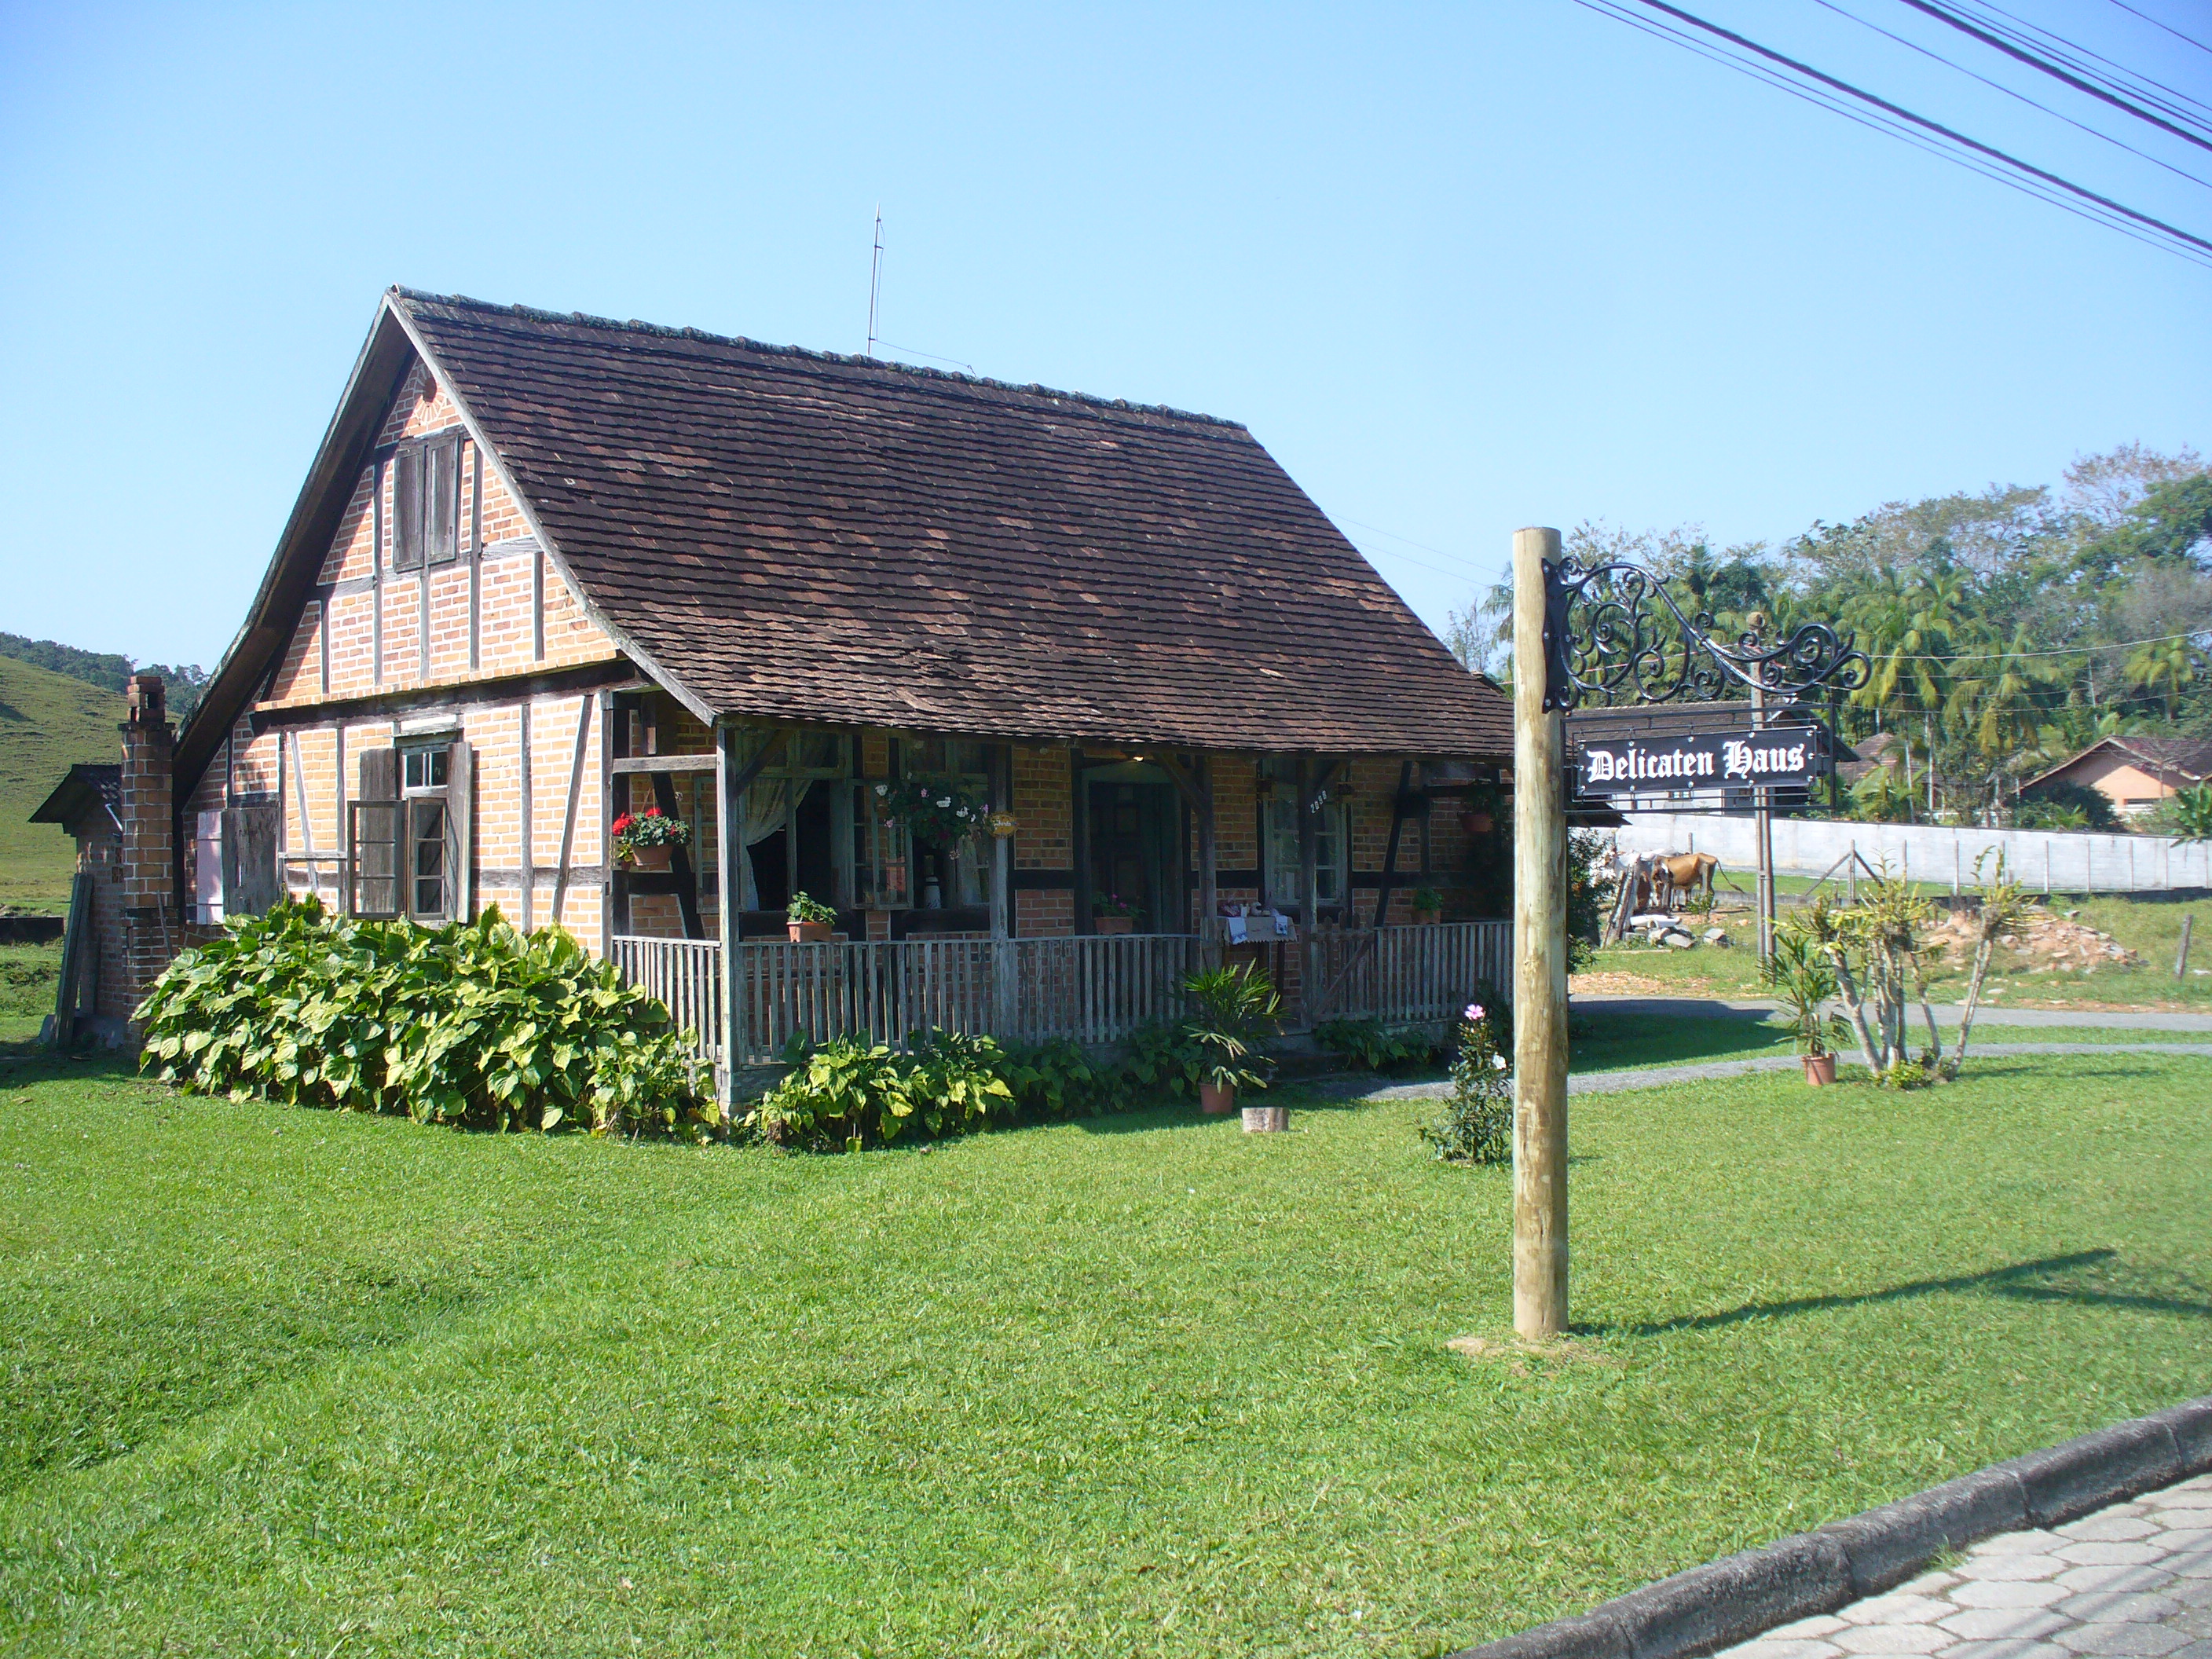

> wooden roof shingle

[{"left": 394, "top": 291, "right": 1511, "bottom": 758}]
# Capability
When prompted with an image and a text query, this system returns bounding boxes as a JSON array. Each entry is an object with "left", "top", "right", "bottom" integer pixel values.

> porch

[{"left": 612, "top": 918, "right": 1512, "bottom": 1087}]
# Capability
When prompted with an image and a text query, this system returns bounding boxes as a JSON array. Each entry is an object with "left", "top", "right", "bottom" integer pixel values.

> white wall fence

[
  {"left": 611, "top": 921, "right": 1516, "bottom": 1090},
  {"left": 1616, "top": 813, "right": 2212, "bottom": 894}
]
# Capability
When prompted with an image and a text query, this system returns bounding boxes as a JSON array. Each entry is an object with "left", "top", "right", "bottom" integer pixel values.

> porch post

[
  {"left": 991, "top": 745, "right": 1014, "bottom": 1034},
  {"left": 1512, "top": 526, "right": 1570, "bottom": 1341},
  {"left": 1197, "top": 755, "right": 1217, "bottom": 960},
  {"left": 1298, "top": 754, "right": 1319, "bottom": 1023},
  {"left": 716, "top": 720, "right": 741, "bottom": 1110}
]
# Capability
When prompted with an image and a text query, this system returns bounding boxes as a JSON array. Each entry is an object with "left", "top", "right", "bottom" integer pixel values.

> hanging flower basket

[
  {"left": 872, "top": 776, "right": 990, "bottom": 849},
  {"left": 612, "top": 808, "right": 690, "bottom": 870}
]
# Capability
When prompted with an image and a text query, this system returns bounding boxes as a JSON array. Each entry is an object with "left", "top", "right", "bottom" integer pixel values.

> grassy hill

[{"left": 0, "top": 655, "right": 123, "bottom": 914}]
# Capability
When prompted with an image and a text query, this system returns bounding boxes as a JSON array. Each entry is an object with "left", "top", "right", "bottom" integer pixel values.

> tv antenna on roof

[{"left": 866, "top": 207, "right": 883, "bottom": 358}]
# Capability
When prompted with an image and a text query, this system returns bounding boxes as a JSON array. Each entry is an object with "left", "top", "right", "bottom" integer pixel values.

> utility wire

[
  {"left": 1579, "top": 0, "right": 2207, "bottom": 262},
  {"left": 1863, "top": 628, "right": 2208, "bottom": 662},
  {"left": 1338, "top": 516, "right": 1497, "bottom": 580},
  {"left": 1811, "top": 0, "right": 2212, "bottom": 192},
  {"left": 1892, "top": 0, "right": 2212, "bottom": 155},
  {"left": 1965, "top": 0, "right": 2212, "bottom": 125},
  {"left": 1578, "top": 0, "right": 2212, "bottom": 266},
  {"left": 2106, "top": 0, "right": 2212, "bottom": 60}
]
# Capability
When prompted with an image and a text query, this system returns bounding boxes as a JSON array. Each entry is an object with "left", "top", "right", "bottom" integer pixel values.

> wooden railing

[
  {"left": 725, "top": 932, "right": 1198, "bottom": 1066},
  {"left": 609, "top": 935, "right": 725, "bottom": 1087},
  {"left": 1306, "top": 921, "right": 1513, "bottom": 1025},
  {"left": 610, "top": 922, "right": 1511, "bottom": 1079}
]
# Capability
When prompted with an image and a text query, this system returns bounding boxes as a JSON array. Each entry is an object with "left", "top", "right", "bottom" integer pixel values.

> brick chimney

[{"left": 118, "top": 673, "right": 177, "bottom": 1015}]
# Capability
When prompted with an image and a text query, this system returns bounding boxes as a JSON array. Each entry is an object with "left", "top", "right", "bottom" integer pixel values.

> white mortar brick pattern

[{"left": 1722, "top": 1475, "right": 2212, "bottom": 1659}]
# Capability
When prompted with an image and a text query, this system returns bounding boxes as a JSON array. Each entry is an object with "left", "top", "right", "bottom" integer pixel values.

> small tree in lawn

[
  {"left": 1796, "top": 873, "right": 1943, "bottom": 1085},
  {"left": 1947, "top": 851, "right": 2027, "bottom": 1078}
]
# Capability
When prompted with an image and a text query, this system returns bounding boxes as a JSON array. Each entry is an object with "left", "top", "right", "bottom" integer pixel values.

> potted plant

[
  {"left": 1763, "top": 929, "right": 1848, "bottom": 1085},
  {"left": 1183, "top": 964, "right": 1280, "bottom": 1116},
  {"left": 1408, "top": 886, "right": 1444, "bottom": 925},
  {"left": 611, "top": 807, "right": 691, "bottom": 872},
  {"left": 786, "top": 890, "right": 837, "bottom": 943},
  {"left": 1093, "top": 894, "right": 1142, "bottom": 935}
]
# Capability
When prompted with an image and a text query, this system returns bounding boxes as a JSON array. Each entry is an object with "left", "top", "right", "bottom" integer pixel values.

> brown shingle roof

[{"left": 394, "top": 291, "right": 1510, "bottom": 757}]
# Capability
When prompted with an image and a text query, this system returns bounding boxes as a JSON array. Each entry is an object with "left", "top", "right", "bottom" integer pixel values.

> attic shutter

[
  {"left": 392, "top": 445, "right": 424, "bottom": 572},
  {"left": 350, "top": 747, "right": 401, "bottom": 917},
  {"left": 427, "top": 436, "right": 460, "bottom": 565},
  {"left": 445, "top": 739, "right": 474, "bottom": 921}
]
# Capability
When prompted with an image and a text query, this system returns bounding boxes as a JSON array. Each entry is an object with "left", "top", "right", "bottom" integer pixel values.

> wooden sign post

[{"left": 1511, "top": 526, "right": 1570, "bottom": 1339}]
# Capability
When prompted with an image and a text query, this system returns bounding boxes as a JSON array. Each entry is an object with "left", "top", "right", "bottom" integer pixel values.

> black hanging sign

[{"left": 1572, "top": 722, "right": 1828, "bottom": 798}]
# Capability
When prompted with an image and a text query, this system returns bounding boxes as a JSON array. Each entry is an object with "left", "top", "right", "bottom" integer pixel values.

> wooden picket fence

[{"left": 610, "top": 921, "right": 1513, "bottom": 1079}]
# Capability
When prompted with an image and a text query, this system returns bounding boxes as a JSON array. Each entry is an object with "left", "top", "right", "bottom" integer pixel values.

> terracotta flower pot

[
  {"left": 1460, "top": 811, "right": 1493, "bottom": 835},
  {"left": 627, "top": 844, "right": 673, "bottom": 872},
  {"left": 1241, "top": 1104, "right": 1289, "bottom": 1133},
  {"left": 1804, "top": 1052, "right": 1837, "bottom": 1086},
  {"left": 788, "top": 920, "right": 833, "bottom": 943},
  {"left": 1199, "top": 1082, "right": 1236, "bottom": 1115},
  {"left": 1412, "top": 907, "right": 1441, "bottom": 927},
  {"left": 1094, "top": 915, "right": 1135, "bottom": 935}
]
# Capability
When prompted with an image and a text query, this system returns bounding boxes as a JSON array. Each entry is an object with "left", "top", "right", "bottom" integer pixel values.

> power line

[
  {"left": 1868, "top": 628, "right": 2207, "bottom": 662},
  {"left": 2106, "top": 0, "right": 2212, "bottom": 60},
  {"left": 1336, "top": 515, "right": 1497, "bottom": 580},
  {"left": 1810, "top": 0, "right": 2212, "bottom": 192},
  {"left": 1892, "top": 0, "right": 2212, "bottom": 156},
  {"left": 1579, "top": 0, "right": 2206, "bottom": 263},
  {"left": 1578, "top": 0, "right": 2212, "bottom": 266},
  {"left": 1965, "top": 0, "right": 2212, "bottom": 126}
]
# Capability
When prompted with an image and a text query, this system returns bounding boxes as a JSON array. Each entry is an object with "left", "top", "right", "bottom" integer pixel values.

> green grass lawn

[
  {"left": 0, "top": 655, "right": 121, "bottom": 916},
  {"left": 3, "top": 1049, "right": 2208, "bottom": 1657}
]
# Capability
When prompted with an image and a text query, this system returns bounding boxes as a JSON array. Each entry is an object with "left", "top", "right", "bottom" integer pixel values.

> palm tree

[{"left": 2123, "top": 635, "right": 2200, "bottom": 722}]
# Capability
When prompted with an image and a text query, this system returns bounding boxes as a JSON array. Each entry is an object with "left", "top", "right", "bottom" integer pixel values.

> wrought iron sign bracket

[{"left": 1540, "top": 555, "right": 1867, "bottom": 712}]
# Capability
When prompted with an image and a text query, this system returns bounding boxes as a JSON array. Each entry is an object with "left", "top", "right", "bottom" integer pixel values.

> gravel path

[
  {"left": 1721, "top": 1473, "right": 2212, "bottom": 1659},
  {"left": 1339, "top": 1043, "right": 2212, "bottom": 1101}
]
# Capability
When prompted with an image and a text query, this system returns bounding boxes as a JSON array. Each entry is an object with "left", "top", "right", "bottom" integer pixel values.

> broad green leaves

[{"left": 136, "top": 899, "right": 711, "bottom": 1138}]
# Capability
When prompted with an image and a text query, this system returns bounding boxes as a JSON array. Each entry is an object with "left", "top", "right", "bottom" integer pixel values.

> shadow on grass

[
  {"left": 1569, "top": 1008, "right": 1794, "bottom": 1071},
  {"left": 1588, "top": 1248, "right": 2212, "bottom": 1336},
  {"left": 0, "top": 1040, "right": 142, "bottom": 1093}
]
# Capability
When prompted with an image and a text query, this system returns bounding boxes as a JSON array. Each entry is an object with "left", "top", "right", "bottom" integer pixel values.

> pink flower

[{"left": 1464, "top": 1003, "right": 1484, "bottom": 1022}]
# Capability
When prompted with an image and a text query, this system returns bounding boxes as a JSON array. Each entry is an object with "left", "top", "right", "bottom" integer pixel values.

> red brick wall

[
  {"left": 1013, "top": 745, "right": 1074, "bottom": 936},
  {"left": 183, "top": 345, "right": 623, "bottom": 956}
]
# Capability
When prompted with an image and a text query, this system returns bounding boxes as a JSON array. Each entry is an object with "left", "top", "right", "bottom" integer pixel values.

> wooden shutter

[
  {"left": 193, "top": 809, "right": 225, "bottom": 923},
  {"left": 427, "top": 436, "right": 460, "bottom": 565},
  {"left": 358, "top": 745, "right": 398, "bottom": 803},
  {"left": 351, "top": 747, "right": 401, "bottom": 917},
  {"left": 222, "top": 804, "right": 280, "bottom": 917},
  {"left": 445, "top": 740, "right": 474, "bottom": 921},
  {"left": 392, "top": 444, "right": 424, "bottom": 571}
]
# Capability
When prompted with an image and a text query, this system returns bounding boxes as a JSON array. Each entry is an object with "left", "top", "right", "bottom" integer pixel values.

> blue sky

[{"left": 2, "top": 0, "right": 2206, "bottom": 668}]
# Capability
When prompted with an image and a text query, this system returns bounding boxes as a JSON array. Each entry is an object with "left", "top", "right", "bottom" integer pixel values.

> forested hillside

[
  {"left": 1450, "top": 443, "right": 2212, "bottom": 830},
  {"left": 0, "top": 632, "right": 207, "bottom": 723}
]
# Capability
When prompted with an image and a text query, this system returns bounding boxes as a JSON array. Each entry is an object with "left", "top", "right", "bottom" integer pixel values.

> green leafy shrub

[
  {"left": 1313, "top": 1017, "right": 1437, "bottom": 1074},
  {"left": 1120, "top": 1020, "right": 1207, "bottom": 1099},
  {"left": 2017, "top": 778, "right": 2119, "bottom": 832},
  {"left": 750, "top": 1028, "right": 1016, "bottom": 1150},
  {"left": 1420, "top": 1001, "right": 1512, "bottom": 1165},
  {"left": 137, "top": 898, "right": 710, "bottom": 1137}
]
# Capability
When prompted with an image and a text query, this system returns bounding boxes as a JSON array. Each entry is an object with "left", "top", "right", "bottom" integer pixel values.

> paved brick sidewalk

[{"left": 1723, "top": 1473, "right": 2212, "bottom": 1659}]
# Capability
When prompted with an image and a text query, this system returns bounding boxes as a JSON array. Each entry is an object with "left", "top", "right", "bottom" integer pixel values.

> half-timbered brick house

[{"left": 50, "top": 288, "right": 1516, "bottom": 1089}]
